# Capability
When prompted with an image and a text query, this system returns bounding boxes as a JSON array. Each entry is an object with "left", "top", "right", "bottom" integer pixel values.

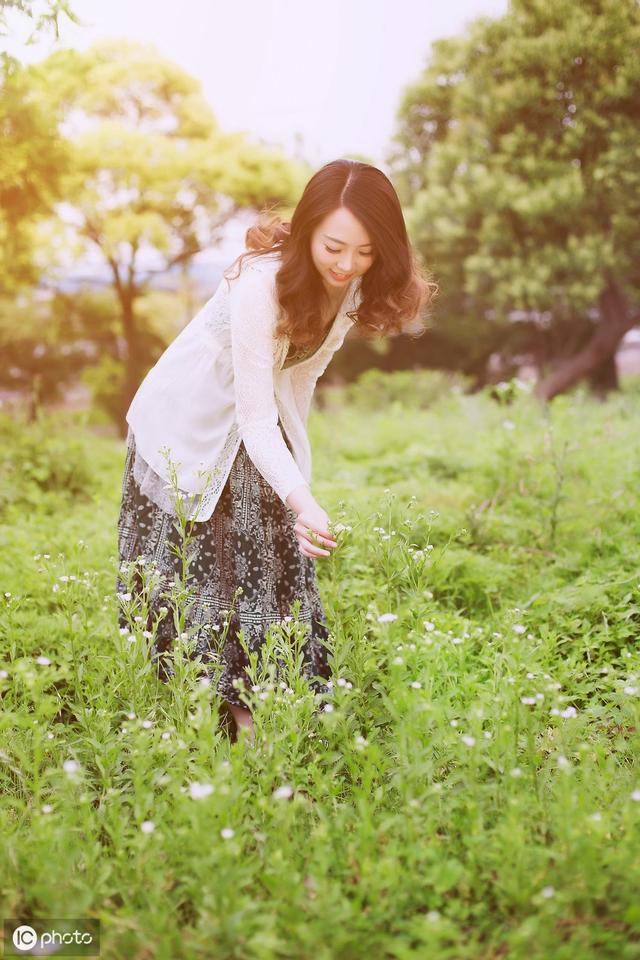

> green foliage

[
  {"left": 0, "top": 410, "right": 93, "bottom": 513},
  {"left": 1, "top": 374, "right": 638, "bottom": 957},
  {"left": 392, "top": 0, "right": 640, "bottom": 386},
  {"left": 341, "top": 367, "right": 472, "bottom": 411}
]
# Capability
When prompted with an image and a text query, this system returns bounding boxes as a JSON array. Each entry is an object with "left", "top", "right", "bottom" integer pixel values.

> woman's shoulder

[
  {"left": 224, "top": 251, "right": 282, "bottom": 311},
  {"left": 228, "top": 250, "right": 282, "bottom": 283}
]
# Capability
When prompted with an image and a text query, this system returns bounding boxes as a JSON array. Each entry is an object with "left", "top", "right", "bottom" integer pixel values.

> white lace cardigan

[{"left": 125, "top": 251, "right": 363, "bottom": 521}]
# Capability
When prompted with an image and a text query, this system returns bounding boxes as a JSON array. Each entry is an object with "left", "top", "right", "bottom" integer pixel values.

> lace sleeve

[{"left": 229, "top": 263, "right": 310, "bottom": 504}]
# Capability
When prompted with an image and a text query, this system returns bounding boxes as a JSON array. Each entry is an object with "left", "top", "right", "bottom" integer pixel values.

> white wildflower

[
  {"left": 273, "top": 785, "right": 294, "bottom": 800},
  {"left": 189, "top": 782, "right": 214, "bottom": 800}
]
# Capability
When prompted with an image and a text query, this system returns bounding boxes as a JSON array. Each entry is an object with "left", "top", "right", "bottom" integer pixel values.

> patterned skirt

[{"left": 115, "top": 422, "right": 332, "bottom": 710}]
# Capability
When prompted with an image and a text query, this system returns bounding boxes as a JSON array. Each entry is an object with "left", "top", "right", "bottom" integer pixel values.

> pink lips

[{"left": 330, "top": 269, "right": 352, "bottom": 281}]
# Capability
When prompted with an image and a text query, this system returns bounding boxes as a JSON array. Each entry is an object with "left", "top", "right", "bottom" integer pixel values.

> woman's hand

[{"left": 294, "top": 505, "right": 338, "bottom": 559}]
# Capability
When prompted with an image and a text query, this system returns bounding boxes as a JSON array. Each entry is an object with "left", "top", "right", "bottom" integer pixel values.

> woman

[{"left": 116, "top": 158, "right": 435, "bottom": 744}]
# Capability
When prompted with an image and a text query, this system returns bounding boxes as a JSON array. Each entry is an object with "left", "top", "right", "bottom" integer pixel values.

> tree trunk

[
  {"left": 535, "top": 274, "right": 638, "bottom": 401},
  {"left": 587, "top": 351, "right": 619, "bottom": 398}
]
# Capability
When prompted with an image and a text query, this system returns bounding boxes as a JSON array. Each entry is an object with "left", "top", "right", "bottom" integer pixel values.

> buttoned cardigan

[{"left": 124, "top": 250, "right": 362, "bottom": 521}]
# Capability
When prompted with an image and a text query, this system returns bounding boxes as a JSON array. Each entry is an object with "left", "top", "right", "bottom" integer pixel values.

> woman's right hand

[{"left": 294, "top": 504, "right": 338, "bottom": 559}]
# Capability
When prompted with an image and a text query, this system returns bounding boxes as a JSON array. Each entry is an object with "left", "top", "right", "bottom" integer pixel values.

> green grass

[{"left": 1, "top": 374, "right": 639, "bottom": 959}]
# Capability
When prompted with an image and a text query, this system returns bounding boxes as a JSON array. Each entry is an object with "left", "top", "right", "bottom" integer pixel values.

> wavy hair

[{"left": 223, "top": 158, "right": 438, "bottom": 349}]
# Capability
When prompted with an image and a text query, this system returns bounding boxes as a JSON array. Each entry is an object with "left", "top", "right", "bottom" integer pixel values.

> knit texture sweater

[{"left": 125, "top": 251, "right": 362, "bottom": 521}]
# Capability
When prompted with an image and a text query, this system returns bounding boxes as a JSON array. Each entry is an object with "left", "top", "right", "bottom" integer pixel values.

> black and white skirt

[{"left": 115, "top": 422, "right": 332, "bottom": 709}]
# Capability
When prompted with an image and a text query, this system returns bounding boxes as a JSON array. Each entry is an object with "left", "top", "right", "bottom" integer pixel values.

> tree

[
  {"left": 30, "top": 40, "right": 309, "bottom": 429},
  {"left": 390, "top": 0, "right": 640, "bottom": 398},
  {"left": 0, "top": 0, "right": 77, "bottom": 293}
]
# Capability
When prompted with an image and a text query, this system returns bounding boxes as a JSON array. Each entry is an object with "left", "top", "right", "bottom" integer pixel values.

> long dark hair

[{"left": 224, "top": 158, "right": 437, "bottom": 349}]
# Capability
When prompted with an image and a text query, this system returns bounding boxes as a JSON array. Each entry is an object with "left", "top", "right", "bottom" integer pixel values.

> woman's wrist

[{"left": 286, "top": 483, "right": 316, "bottom": 515}]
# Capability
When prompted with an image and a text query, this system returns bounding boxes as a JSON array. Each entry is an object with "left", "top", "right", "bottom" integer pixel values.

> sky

[{"left": 8, "top": 0, "right": 508, "bottom": 170}]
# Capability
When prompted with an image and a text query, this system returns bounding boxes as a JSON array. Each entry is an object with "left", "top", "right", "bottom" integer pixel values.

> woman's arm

[{"left": 229, "top": 263, "right": 310, "bottom": 505}]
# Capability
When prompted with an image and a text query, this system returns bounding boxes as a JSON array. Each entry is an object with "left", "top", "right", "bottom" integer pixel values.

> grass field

[{"left": 1, "top": 372, "right": 639, "bottom": 959}]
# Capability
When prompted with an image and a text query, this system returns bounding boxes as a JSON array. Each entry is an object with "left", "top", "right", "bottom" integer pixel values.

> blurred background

[{"left": 1, "top": 0, "right": 639, "bottom": 436}]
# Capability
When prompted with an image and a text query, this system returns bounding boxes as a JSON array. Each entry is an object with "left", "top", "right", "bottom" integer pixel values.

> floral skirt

[{"left": 116, "top": 423, "right": 332, "bottom": 709}]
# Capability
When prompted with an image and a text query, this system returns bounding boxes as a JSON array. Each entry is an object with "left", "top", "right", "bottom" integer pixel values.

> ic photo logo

[{"left": 3, "top": 919, "right": 100, "bottom": 957}]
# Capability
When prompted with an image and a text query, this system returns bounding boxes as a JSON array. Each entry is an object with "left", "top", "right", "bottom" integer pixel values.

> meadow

[{"left": 0, "top": 372, "right": 639, "bottom": 960}]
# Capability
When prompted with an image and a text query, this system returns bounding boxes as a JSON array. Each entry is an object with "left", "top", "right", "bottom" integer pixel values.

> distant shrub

[
  {"left": 0, "top": 412, "right": 94, "bottom": 513},
  {"left": 341, "top": 368, "right": 472, "bottom": 411}
]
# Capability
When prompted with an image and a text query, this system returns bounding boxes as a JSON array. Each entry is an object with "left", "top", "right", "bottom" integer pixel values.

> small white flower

[
  {"left": 0, "top": 670, "right": 8, "bottom": 679},
  {"left": 461, "top": 735, "right": 476, "bottom": 747},
  {"left": 41, "top": 803, "right": 53, "bottom": 814},
  {"left": 273, "top": 785, "right": 294, "bottom": 800},
  {"left": 189, "top": 782, "right": 214, "bottom": 800},
  {"left": 377, "top": 613, "right": 397, "bottom": 623},
  {"left": 355, "top": 735, "right": 369, "bottom": 746},
  {"left": 557, "top": 754, "right": 571, "bottom": 770},
  {"left": 52, "top": 583, "right": 59, "bottom": 593},
  {"left": 410, "top": 681, "right": 422, "bottom": 689},
  {"left": 393, "top": 657, "right": 404, "bottom": 665},
  {"left": 323, "top": 703, "right": 334, "bottom": 713},
  {"left": 630, "top": 790, "right": 640, "bottom": 802},
  {"left": 451, "top": 636, "right": 464, "bottom": 645},
  {"left": 141, "top": 820, "right": 155, "bottom": 834},
  {"left": 513, "top": 624, "right": 526, "bottom": 634},
  {"left": 510, "top": 767, "right": 522, "bottom": 778},
  {"left": 540, "top": 885, "right": 555, "bottom": 898},
  {"left": 220, "top": 827, "right": 234, "bottom": 839},
  {"left": 450, "top": 719, "right": 459, "bottom": 727},
  {"left": 560, "top": 706, "right": 577, "bottom": 718},
  {"left": 521, "top": 696, "right": 537, "bottom": 705},
  {"left": 161, "top": 731, "right": 171, "bottom": 740},
  {"left": 4, "top": 592, "right": 11, "bottom": 599},
  {"left": 141, "top": 720, "right": 153, "bottom": 729},
  {"left": 36, "top": 656, "right": 51, "bottom": 665},
  {"left": 624, "top": 686, "right": 638, "bottom": 695},
  {"left": 590, "top": 812, "right": 602, "bottom": 822},
  {"left": 502, "top": 419, "right": 515, "bottom": 430},
  {"left": 127, "top": 712, "right": 136, "bottom": 720},
  {"left": 63, "top": 759, "right": 79, "bottom": 775},
  {"left": 426, "top": 910, "right": 441, "bottom": 923}
]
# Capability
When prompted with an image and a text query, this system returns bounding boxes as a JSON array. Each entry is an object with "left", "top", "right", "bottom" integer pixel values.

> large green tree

[
  {"left": 391, "top": 0, "right": 640, "bottom": 398},
  {"left": 0, "top": 0, "right": 77, "bottom": 294},
  {"left": 30, "top": 40, "right": 308, "bottom": 427}
]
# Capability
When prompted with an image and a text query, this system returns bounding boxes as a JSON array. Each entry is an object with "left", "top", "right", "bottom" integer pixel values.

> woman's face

[{"left": 310, "top": 207, "right": 375, "bottom": 296}]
